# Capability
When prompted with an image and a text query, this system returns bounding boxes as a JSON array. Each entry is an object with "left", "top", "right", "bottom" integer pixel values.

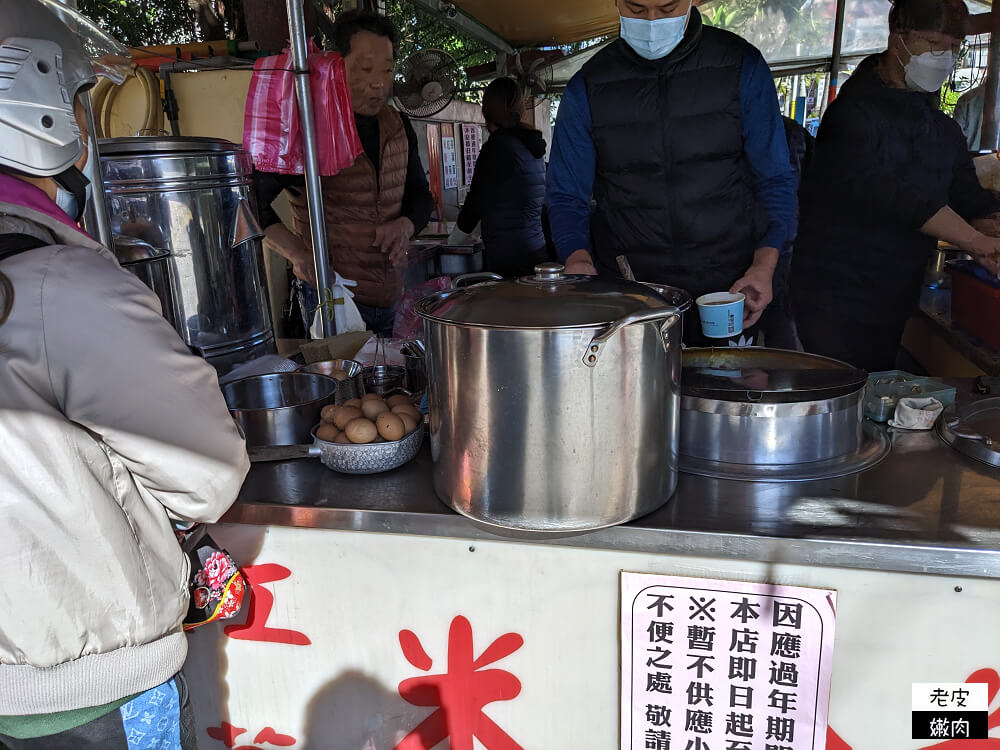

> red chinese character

[
  {"left": 394, "top": 615, "right": 523, "bottom": 750},
  {"left": 827, "top": 726, "right": 853, "bottom": 750},
  {"left": 206, "top": 722, "right": 297, "bottom": 749},
  {"left": 224, "top": 564, "right": 311, "bottom": 645}
]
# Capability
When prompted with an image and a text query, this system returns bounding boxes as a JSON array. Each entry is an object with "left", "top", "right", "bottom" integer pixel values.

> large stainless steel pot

[
  {"left": 680, "top": 348, "right": 868, "bottom": 466},
  {"left": 100, "top": 137, "right": 274, "bottom": 374},
  {"left": 416, "top": 262, "right": 682, "bottom": 532}
]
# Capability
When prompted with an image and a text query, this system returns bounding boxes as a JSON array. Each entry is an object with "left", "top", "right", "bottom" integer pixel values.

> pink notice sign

[{"left": 621, "top": 572, "right": 837, "bottom": 750}]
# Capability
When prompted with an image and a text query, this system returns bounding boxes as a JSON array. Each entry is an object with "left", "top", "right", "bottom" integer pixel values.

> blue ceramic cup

[{"left": 695, "top": 292, "right": 745, "bottom": 339}]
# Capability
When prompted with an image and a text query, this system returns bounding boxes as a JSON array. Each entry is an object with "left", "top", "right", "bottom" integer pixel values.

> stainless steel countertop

[{"left": 230, "top": 413, "right": 1000, "bottom": 579}]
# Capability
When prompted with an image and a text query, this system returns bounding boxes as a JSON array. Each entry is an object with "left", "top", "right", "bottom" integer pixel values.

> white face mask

[
  {"left": 897, "top": 37, "right": 956, "bottom": 93},
  {"left": 620, "top": 6, "right": 692, "bottom": 60}
]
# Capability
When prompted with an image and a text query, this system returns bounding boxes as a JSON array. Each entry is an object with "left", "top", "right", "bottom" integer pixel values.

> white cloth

[
  {"left": 310, "top": 271, "right": 365, "bottom": 338},
  {"left": 889, "top": 397, "right": 945, "bottom": 430},
  {"left": 0, "top": 200, "right": 249, "bottom": 712},
  {"left": 447, "top": 222, "right": 481, "bottom": 245}
]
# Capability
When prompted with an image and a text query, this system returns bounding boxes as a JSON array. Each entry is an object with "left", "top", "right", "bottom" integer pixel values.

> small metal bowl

[
  {"left": 363, "top": 364, "right": 407, "bottom": 398},
  {"left": 223, "top": 372, "right": 337, "bottom": 447},
  {"left": 301, "top": 359, "right": 365, "bottom": 402},
  {"left": 309, "top": 424, "right": 424, "bottom": 474}
]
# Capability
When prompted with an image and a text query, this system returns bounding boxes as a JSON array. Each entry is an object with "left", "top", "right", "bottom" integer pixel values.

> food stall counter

[{"left": 185, "top": 389, "right": 1000, "bottom": 750}]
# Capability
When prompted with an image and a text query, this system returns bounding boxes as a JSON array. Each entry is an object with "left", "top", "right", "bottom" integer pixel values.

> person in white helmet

[{"left": 0, "top": 2, "right": 249, "bottom": 747}]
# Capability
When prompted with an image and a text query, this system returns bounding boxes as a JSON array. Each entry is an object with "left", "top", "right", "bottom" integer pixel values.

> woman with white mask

[{"left": 793, "top": 0, "right": 1000, "bottom": 372}]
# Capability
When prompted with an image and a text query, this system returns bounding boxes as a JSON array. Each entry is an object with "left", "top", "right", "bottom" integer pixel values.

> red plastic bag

[
  {"left": 243, "top": 43, "right": 363, "bottom": 176},
  {"left": 393, "top": 277, "right": 452, "bottom": 340}
]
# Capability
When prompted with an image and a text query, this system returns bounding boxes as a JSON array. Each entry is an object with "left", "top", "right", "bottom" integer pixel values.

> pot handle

[
  {"left": 452, "top": 272, "right": 502, "bottom": 289},
  {"left": 583, "top": 308, "right": 680, "bottom": 367},
  {"left": 947, "top": 417, "right": 994, "bottom": 445}
]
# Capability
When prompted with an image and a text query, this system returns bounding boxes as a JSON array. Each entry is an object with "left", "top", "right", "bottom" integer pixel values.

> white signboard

[
  {"left": 461, "top": 123, "right": 481, "bottom": 186},
  {"left": 186, "top": 524, "right": 999, "bottom": 750},
  {"left": 441, "top": 136, "right": 458, "bottom": 190},
  {"left": 621, "top": 572, "right": 837, "bottom": 750}
]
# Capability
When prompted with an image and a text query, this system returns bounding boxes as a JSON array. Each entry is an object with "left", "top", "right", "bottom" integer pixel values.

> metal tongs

[{"left": 616, "top": 254, "right": 636, "bottom": 281}]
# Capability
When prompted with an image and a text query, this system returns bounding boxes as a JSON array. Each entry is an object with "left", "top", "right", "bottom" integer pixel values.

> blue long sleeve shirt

[{"left": 547, "top": 49, "right": 797, "bottom": 262}]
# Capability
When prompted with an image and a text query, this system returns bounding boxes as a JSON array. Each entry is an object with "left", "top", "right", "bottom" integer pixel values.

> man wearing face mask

[
  {"left": 546, "top": 0, "right": 797, "bottom": 343},
  {"left": 792, "top": 0, "right": 1000, "bottom": 372},
  {"left": 256, "top": 10, "right": 433, "bottom": 337}
]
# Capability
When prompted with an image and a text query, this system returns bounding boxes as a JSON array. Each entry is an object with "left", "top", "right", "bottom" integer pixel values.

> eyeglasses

[{"left": 905, "top": 31, "right": 968, "bottom": 57}]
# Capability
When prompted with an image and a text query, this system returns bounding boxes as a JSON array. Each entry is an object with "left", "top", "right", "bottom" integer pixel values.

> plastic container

[
  {"left": 949, "top": 260, "right": 1000, "bottom": 351},
  {"left": 864, "top": 370, "right": 957, "bottom": 422}
]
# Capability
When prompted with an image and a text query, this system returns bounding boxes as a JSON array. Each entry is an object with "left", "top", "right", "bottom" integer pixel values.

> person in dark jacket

[
  {"left": 448, "top": 77, "right": 548, "bottom": 277},
  {"left": 546, "top": 0, "right": 797, "bottom": 344},
  {"left": 792, "top": 0, "right": 1000, "bottom": 372}
]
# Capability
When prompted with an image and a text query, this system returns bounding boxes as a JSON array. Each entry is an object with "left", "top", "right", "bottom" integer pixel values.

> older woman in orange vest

[{"left": 257, "top": 10, "right": 434, "bottom": 337}]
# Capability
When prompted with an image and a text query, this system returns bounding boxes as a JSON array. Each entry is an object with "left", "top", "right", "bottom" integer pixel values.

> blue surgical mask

[
  {"left": 54, "top": 152, "right": 93, "bottom": 223},
  {"left": 620, "top": 8, "right": 691, "bottom": 60}
]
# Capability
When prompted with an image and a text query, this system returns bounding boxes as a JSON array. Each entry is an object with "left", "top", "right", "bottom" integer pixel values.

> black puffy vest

[
  {"left": 480, "top": 129, "right": 547, "bottom": 261},
  {"left": 582, "top": 11, "right": 760, "bottom": 298}
]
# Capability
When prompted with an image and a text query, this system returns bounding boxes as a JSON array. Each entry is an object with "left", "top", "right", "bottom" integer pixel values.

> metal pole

[
  {"left": 79, "top": 89, "right": 114, "bottom": 248},
  {"left": 827, "top": 0, "right": 847, "bottom": 105},
  {"left": 59, "top": 0, "right": 113, "bottom": 247},
  {"left": 286, "top": 0, "right": 335, "bottom": 337},
  {"left": 980, "top": 12, "right": 1000, "bottom": 152}
]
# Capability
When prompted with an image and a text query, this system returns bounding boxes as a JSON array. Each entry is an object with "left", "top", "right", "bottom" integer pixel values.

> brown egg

[
  {"left": 334, "top": 431, "right": 352, "bottom": 444},
  {"left": 397, "top": 411, "right": 420, "bottom": 435},
  {"left": 344, "top": 398, "right": 362, "bottom": 408},
  {"left": 331, "top": 370, "right": 349, "bottom": 381},
  {"left": 315, "top": 422, "right": 339, "bottom": 442},
  {"left": 333, "top": 405, "right": 363, "bottom": 430},
  {"left": 361, "top": 398, "right": 389, "bottom": 420},
  {"left": 320, "top": 404, "right": 340, "bottom": 424},
  {"left": 376, "top": 412, "right": 405, "bottom": 442},
  {"left": 386, "top": 394, "right": 413, "bottom": 409},
  {"left": 345, "top": 417, "right": 378, "bottom": 444},
  {"left": 391, "top": 404, "right": 421, "bottom": 420},
  {"left": 361, "top": 392, "right": 382, "bottom": 402}
]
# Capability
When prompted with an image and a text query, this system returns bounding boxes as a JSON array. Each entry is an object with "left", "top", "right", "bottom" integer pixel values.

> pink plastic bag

[
  {"left": 243, "top": 43, "right": 363, "bottom": 176},
  {"left": 393, "top": 277, "right": 452, "bottom": 340}
]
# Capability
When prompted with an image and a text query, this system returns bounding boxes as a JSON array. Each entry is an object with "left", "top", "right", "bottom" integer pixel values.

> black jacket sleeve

[
  {"left": 399, "top": 113, "right": 433, "bottom": 234},
  {"left": 253, "top": 170, "right": 304, "bottom": 229},
  {"left": 813, "top": 99, "right": 948, "bottom": 229},
  {"left": 457, "top": 136, "right": 514, "bottom": 233}
]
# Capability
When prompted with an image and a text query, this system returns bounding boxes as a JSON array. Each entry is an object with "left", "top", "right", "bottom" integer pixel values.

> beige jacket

[{"left": 0, "top": 199, "right": 250, "bottom": 714}]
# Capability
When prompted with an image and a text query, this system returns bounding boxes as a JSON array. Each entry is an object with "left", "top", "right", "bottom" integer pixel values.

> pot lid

[
  {"left": 99, "top": 136, "right": 240, "bottom": 156},
  {"left": 937, "top": 398, "right": 1000, "bottom": 469},
  {"left": 112, "top": 234, "right": 170, "bottom": 264},
  {"left": 682, "top": 348, "right": 868, "bottom": 403},
  {"left": 415, "top": 263, "right": 678, "bottom": 329}
]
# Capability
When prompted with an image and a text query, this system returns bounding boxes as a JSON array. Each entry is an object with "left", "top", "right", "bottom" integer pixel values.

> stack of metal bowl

[{"left": 222, "top": 372, "right": 338, "bottom": 447}]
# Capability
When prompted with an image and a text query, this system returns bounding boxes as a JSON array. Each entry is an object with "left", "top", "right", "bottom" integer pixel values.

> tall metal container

[
  {"left": 100, "top": 137, "right": 274, "bottom": 373},
  {"left": 416, "top": 263, "right": 682, "bottom": 533}
]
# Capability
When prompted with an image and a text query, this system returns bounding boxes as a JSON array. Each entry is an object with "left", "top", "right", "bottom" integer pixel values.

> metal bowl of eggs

[{"left": 308, "top": 393, "right": 424, "bottom": 474}]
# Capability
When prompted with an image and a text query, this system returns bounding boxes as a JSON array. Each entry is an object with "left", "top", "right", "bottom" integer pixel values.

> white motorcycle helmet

[{"left": 0, "top": 0, "right": 130, "bottom": 216}]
